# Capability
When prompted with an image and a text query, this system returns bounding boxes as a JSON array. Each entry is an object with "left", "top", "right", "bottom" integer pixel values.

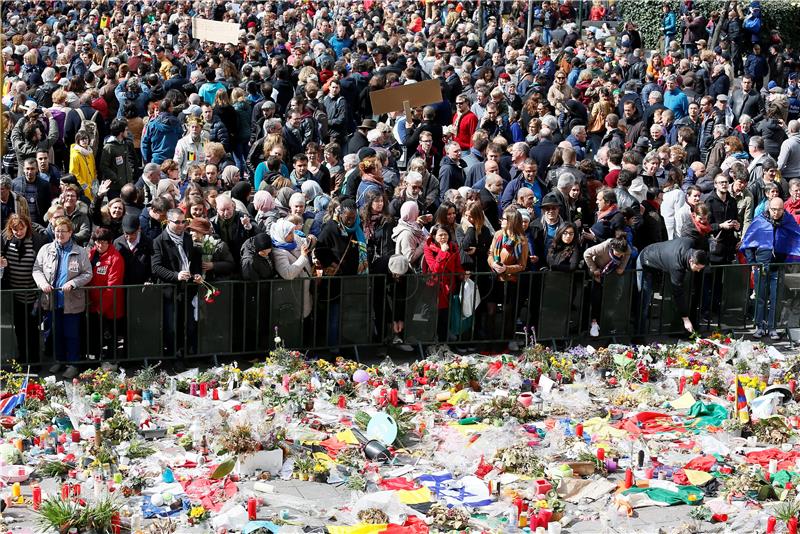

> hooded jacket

[
  {"left": 99, "top": 136, "right": 135, "bottom": 190},
  {"left": 141, "top": 112, "right": 182, "bottom": 164}
]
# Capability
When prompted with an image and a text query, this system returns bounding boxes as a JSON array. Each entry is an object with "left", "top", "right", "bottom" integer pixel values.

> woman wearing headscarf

[
  {"left": 270, "top": 218, "right": 313, "bottom": 320},
  {"left": 252, "top": 190, "right": 275, "bottom": 231},
  {"left": 219, "top": 165, "right": 241, "bottom": 191},
  {"left": 301, "top": 180, "right": 325, "bottom": 213},
  {"left": 230, "top": 181, "right": 252, "bottom": 215},
  {"left": 258, "top": 186, "right": 293, "bottom": 235},
  {"left": 391, "top": 200, "right": 426, "bottom": 269}
]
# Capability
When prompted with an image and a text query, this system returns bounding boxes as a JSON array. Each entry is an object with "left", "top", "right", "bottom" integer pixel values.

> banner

[{"left": 191, "top": 17, "right": 241, "bottom": 45}]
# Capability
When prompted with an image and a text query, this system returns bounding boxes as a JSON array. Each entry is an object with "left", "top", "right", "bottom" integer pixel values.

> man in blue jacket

[{"left": 141, "top": 101, "right": 182, "bottom": 165}]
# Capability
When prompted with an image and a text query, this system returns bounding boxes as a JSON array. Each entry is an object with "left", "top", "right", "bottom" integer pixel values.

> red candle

[
  {"left": 61, "top": 483, "right": 70, "bottom": 500},
  {"left": 71, "top": 429, "right": 81, "bottom": 443},
  {"left": 692, "top": 372, "right": 701, "bottom": 385},
  {"left": 389, "top": 389, "right": 399, "bottom": 407},
  {"left": 678, "top": 376, "right": 687, "bottom": 394},
  {"left": 791, "top": 380, "right": 797, "bottom": 393},
  {"left": 597, "top": 447, "right": 605, "bottom": 461},
  {"left": 247, "top": 497, "right": 257, "bottom": 520},
  {"left": 767, "top": 516, "right": 777, "bottom": 533},
  {"left": 32, "top": 484, "right": 42, "bottom": 510},
  {"left": 199, "top": 382, "right": 208, "bottom": 397},
  {"left": 72, "top": 483, "right": 81, "bottom": 496},
  {"left": 338, "top": 395, "right": 347, "bottom": 409},
  {"left": 624, "top": 468, "right": 633, "bottom": 489},
  {"left": 789, "top": 517, "right": 798, "bottom": 534},
  {"left": 575, "top": 423, "right": 583, "bottom": 437},
  {"left": 212, "top": 388, "right": 219, "bottom": 400},
  {"left": 126, "top": 390, "right": 135, "bottom": 402}
]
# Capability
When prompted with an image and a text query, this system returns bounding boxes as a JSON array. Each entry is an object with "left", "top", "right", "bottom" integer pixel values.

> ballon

[{"left": 352, "top": 369, "right": 370, "bottom": 383}]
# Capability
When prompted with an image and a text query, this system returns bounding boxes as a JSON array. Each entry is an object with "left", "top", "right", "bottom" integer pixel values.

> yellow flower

[
  {"left": 536, "top": 500, "right": 548, "bottom": 508},
  {"left": 189, "top": 506, "right": 206, "bottom": 519}
]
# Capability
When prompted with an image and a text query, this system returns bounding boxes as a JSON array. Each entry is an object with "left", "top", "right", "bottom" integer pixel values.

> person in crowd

[
  {"left": 68, "top": 131, "right": 97, "bottom": 202},
  {"left": 638, "top": 238, "right": 708, "bottom": 335},
  {"left": 270, "top": 217, "right": 314, "bottom": 323},
  {"left": 547, "top": 222, "right": 580, "bottom": 272},
  {"left": 87, "top": 226, "right": 125, "bottom": 360},
  {"left": 32, "top": 217, "right": 93, "bottom": 377},
  {"left": 584, "top": 234, "right": 631, "bottom": 337},
  {"left": 424, "top": 222, "right": 465, "bottom": 343},
  {"left": 392, "top": 200, "right": 426, "bottom": 269},
  {"left": 114, "top": 214, "right": 152, "bottom": 285},
  {"left": 741, "top": 197, "right": 800, "bottom": 340},
  {"left": 487, "top": 207, "right": 529, "bottom": 350},
  {"left": 1, "top": 213, "right": 49, "bottom": 363}
]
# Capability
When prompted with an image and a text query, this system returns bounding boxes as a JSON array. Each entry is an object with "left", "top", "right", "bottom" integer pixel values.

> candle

[
  {"left": 624, "top": 468, "right": 633, "bottom": 489},
  {"left": 645, "top": 467, "right": 654, "bottom": 479},
  {"left": 789, "top": 517, "right": 798, "bottom": 534},
  {"left": 248, "top": 497, "right": 257, "bottom": 520},
  {"left": 389, "top": 389, "right": 398, "bottom": 407},
  {"left": 71, "top": 429, "right": 81, "bottom": 443},
  {"left": 767, "top": 516, "right": 777, "bottom": 534},
  {"left": 126, "top": 390, "right": 135, "bottom": 402},
  {"left": 11, "top": 482, "right": 21, "bottom": 498},
  {"left": 14, "top": 438, "right": 23, "bottom": 451},
  {"left": 338, "top": 395, "right": 347, "bottom": 408},
  {"left": 212, "top": 388, "right": 219, "bottom": 400},
  {"left": 692, "top": 371, "right": 701, "bottom": 385},
  {"left": 596, "top": 447, "right": 605, "bottom": 461},
  {"left": 199, "top": 382, "right": 208, "bottom": 397},
  {"left": 73, "top": 483, "right": 81, "bottom": 496},
  {"left": 769, "top": 459, "right": 779, "bottom": 474},
  {"left": 575, "top": 423, "right": 583, "bottom": 437},
  {"left": 678, "top": 376, "right": 687, "bottom": 394},
  {"left": 32, "top": 484, "right": 42, "bottom": 510},
  {"left": 189, "top": 379, "right": 198, "bottom": 396},
  {"left": 61, "top": 483, "right": 70, "bottom": 500},
  {"left": 791, "top": 380, "right": 797, "bottom": 393}
]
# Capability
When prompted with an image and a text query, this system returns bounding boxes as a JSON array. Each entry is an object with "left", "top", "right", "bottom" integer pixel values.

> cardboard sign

[
  {"left": 191, "top": 17, "right": 241, "bottom": 45},
  {"left": 369, "top": 79, "right": 443, "bottom": 120}
]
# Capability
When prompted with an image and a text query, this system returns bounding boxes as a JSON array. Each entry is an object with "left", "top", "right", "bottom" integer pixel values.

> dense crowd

[{"left": 2, "top": 0, "right": 800, "bottom": 376}]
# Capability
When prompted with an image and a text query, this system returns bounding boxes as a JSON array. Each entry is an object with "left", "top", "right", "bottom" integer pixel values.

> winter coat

[
  {"left": 392, "top": 222, "right": 426, "bottom": 267},
  {"left": 240, "top": 236, "right": 275, "bottom": 280},
  {"left": 10, "top": 116, "right": 59, "bottom": 172},
  {"left": 141, "top": 112, "right": 182, "bottom": 164},
  {"left": 639, "top": 237, "right": 698, "bottom": 317},
  {"left": 756, "top": 119, "right": 788, "bottom": 160},
  {"left": 113, "top": 233, "right": 153, "bottom": 284},
  {"left": 11, "top": 176, "right": 51, "bottom": 226},
  {"left": 423, "top": 238, "right": 464, "bottom": 308},
  {"left": 778, "top": 133, "right": 800, "bottom": 179},
  {"left": 584, "top": 239, "right": 631, "bottom": 277},
  {"left": 233, "top": 101, "right": 253, "bottom": 145},
  {"left": 204, "top": 114, "right": 230, "bottom": 151},
  {"left": 437, "top": 156, "right": 466, "bottom": 203},
  {"left": 99, "top": 136, "right": 136, "bottom": 191},
  {"left": 88, "top": 245, "right": 125, "bottom": 319},
  {"left": 270, "top": 241, "right": 312, "bottom": 318},
  {"left": 69, "top": 144, "right": 96, "bottom": 201},
  {"left": 32, "top": 240, "right": 93, "bottom": 313}
]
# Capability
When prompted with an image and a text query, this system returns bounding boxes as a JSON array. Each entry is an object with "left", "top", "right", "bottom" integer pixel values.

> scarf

[
  {"left": 361, "top": 172, "right": 382, "bottom": 186},
  {"left": 692, "top": 215, "right": 712, "bottom": 236},
  {"left": 601, "top": 250, "right": 621, "bottom": 276},
  {"left": 340, "top": 214, "right": 369, "bottom": 274},
  {"left": 270, "top": 219, "right": 297, "bottom": 251},
  {"left": 166, "top": 228, "right": 190, "bottom": 272},
  {"left": 491, "top": 232, "right": 523, "bottom": 264},
  {"left": 364, "top": 212, "right": 383, "bottom": 241},
  {"left": 597, "top": 203, "right": 618, "bottom": 221}
]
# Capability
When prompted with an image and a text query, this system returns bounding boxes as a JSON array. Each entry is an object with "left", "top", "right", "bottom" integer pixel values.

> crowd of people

[{"left": 2, "top": 0, "right": 800, "bottom": 375}]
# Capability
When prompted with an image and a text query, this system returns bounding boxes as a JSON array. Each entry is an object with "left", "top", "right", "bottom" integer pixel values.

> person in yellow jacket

[{"left": 68, "top": 131, "right": 96, "bottom": 201}]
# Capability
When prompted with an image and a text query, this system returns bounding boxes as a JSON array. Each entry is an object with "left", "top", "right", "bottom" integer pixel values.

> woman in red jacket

[
  {"left": 88, "top": 226, "right": 125, "bottom": 359},
  {"left": 424, "top": 223, "right": 465, "bottom": 343}
]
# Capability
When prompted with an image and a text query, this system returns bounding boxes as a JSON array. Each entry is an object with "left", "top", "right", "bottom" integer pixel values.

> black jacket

[
  {"left": 113, "top": 233, "right": 153, "bottom": 285},
  {"left": 151, "top": 230, "right": 202, "bottom": 284},
  {"left": 705, "top": 192, "right": 740, "bottom": 262},
  {"left": 529, "top": 139, "right": 557, "bottom": 180},
  {"left": 210, "top": 215, "right": 254, "bottom": 264},
  {"left": 479, "top": 188, "right": 501, "bottom": 231},
  {"left": 639, "top": 237, "right": 698, "bottom": 317},
  {"left": 729, "top": 89, "right": 764, "bottom": 125},
  {"left": 438, "top": 156, "right": 466, "bottom": 203},
  {"left": 11, "top": 176, "right": 51, "bottom": 226},
  {"left": 240, "top": 236, "right": 275, "bottom": 280}
]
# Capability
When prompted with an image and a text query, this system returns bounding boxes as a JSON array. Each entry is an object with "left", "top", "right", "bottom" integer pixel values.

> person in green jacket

[{"left": 98, "top": 118, "right": 136, "bottom": 199}]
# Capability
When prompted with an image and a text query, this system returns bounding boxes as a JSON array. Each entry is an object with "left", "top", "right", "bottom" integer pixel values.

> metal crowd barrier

[{"left": 1, "top": 263, "right": 798, "bottom": 368}]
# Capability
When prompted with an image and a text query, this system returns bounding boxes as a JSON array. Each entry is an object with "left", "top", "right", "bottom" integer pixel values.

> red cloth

[
  {"left": 786, "top": 198, "right": 800, "bottom": 226},
  {"left": 379, "top": 477, "right": 419, "bottom": 491},
  {"left": 614, "top": 412, "right": 684, "bottom": 435},
  {"left": 181, "top": 473, "right": 238, "bottom": 512},
  {"left": 746, "top": 449, "right": 800, "bottom": 471},
  {"left": 423, "top": 239, "right": 464, "bottom": 308},
  {"left": 380, "top": 516, "right": 429, "bottom": 534},
  {"left": 683, "top": 455, "right": 717, "bottom": 471},
  {"left": 319, "top": 437, "right": 348, "bottom": 458}
]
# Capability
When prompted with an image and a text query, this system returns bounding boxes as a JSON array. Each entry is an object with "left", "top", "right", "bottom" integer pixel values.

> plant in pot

[
  {"left": 293, "top": 452, "right": 314, "bottom": 481},
  {"left": 442, "top": 360, "right": 480, "bottom": 391}
]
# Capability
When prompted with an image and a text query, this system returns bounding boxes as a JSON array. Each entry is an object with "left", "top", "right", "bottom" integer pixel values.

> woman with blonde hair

[
  {"left": 487, "top": 206, "right": 529, "bottom": 349},
  {"left": 69, "top": 130, "right": 97, "bottom": 201}
]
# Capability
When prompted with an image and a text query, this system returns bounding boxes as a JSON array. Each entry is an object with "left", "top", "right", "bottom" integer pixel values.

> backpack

[{"left": 76, "top": 108, "right": 100, "bottom": 153}]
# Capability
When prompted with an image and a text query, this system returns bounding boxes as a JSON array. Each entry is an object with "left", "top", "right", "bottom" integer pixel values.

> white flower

[{"left": 274, "top": 336, "right": 282, "bottom": 344}]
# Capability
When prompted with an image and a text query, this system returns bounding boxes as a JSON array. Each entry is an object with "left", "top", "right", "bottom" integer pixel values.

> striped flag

[
  {"left": 736, "top": 376, "right": 749, "bottom": 424},
  {"left": 0, "top": 377, "right": 28, "bottom": 416}
]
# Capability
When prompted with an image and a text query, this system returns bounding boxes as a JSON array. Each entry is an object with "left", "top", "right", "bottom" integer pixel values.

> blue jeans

[
  {"left": 46, "top": 309, "right": 81, "bottom": 362},
  {"left": 542, "top": 28, "right": 552, "bottom": 45},
  {"left": 753, "top": 265, "right": 780, "bottom": 330}
]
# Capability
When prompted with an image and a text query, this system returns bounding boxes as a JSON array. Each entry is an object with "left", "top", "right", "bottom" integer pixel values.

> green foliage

[{"left": 620, "top": 0, "right": 800, "bottom": 50}]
